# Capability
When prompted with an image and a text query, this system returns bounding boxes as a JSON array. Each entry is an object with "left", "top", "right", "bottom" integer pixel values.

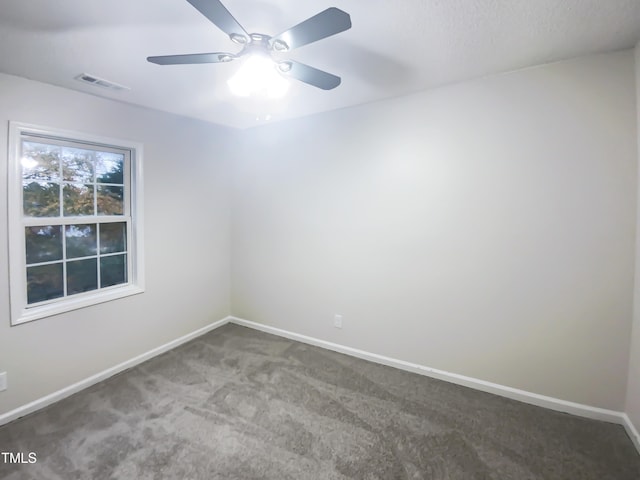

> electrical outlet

[
  {"left": 333, "top": 314, "right": 343, "bottom": 329},
  {"left": 0, "top": 372, "right": 7, "bottom": 392}
]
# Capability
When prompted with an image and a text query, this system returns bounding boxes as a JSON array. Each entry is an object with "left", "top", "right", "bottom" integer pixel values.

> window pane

[
  {"left": 25, "top": 225, "right": 63, "bottom": 264},
  {"left": 101, "top": 254, "right": 127, "bottom": 287},
  {"left": 100, "top": 222, "right": 126, "bottom": 253},
  {"left": 22, "top": 142, "right": 60, "bottom": 182},
  {"left": 96, "top": 152, "right": 124, "bottom": 184},
  {"left": 97, "top": 185, "right": 123, "bottom": 215},
  {"left": 66, "top": 224, "right": 97, "bottom": 259},
  {"left": 67, "top": 258, "right": 98, "bottom": 295},
  {"left": 23, "top": 181, "right": 60, "bottom": 217},
  {"left": 27, "top": 263, "right": 63, "bottom": 303},
  {"left": 62, "top": 147, "right": 95, "bottom": 183},
  {"left": 63, "top": 184, "right": 94, "bottom": 216}
]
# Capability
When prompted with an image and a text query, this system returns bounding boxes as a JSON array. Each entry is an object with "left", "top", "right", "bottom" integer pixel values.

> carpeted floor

[{"left": 0, "top": 324, "right": 639, "bottom": 479}]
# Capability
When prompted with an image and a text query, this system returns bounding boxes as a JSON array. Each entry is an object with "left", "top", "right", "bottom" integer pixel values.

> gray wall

[
  {"left": 627, "top": 43, "right": 640, "bottom": 435},
  {"left": 231, "top": 50, "right": 637, "bottom": 411},
  {"left": 0, "top": 73, "right": 232, "bottom": 415}
]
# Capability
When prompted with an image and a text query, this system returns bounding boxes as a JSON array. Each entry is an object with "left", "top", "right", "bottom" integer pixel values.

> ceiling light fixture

[
  {"left": 147, "top": 1, "right": 350, "bottom": 93},
  {"left": 227, "top": 54, "right": 290, "bottom": 98}
]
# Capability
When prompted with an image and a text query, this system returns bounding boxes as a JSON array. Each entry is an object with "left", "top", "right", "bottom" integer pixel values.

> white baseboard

[
  {"left": 229, "top": 317, "right": 630, "bottom": 427},
  {"left": 0, "top": 316, "right": 232, "bottom": 427},
  {"left": 622, "top": 413, "right": 640, "bottom": 453}
]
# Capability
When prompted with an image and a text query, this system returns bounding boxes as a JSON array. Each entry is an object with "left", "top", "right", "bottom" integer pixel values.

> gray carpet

[{"left": 1, "top": 324, "right": 639, "bottom": 479}]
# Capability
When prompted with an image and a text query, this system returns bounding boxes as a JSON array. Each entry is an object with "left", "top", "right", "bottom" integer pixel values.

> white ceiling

[{"left": 1, "top": 0, "right": 639, "bottom": 129}]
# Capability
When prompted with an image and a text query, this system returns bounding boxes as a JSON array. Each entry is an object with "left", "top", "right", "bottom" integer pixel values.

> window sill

[{"left": 11, "top": 285, "right": 144, "bottom": 326}]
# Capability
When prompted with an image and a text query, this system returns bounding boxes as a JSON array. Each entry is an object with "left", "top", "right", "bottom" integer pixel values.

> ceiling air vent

[{"left": 75, "top": 73, "right": 130, "bottom": 91}]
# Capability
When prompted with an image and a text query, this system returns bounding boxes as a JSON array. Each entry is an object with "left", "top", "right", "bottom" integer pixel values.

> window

[{"left": 8, "top": 122, "right": 144, "bottom": 325}]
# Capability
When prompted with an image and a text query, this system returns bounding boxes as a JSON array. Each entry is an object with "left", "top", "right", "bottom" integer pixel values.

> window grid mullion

[
  {"left": 61, "top": 224, "right": 68, "bottom": 297},
  {"left": 97, "top": 223, "right": 102, "bottom": 289},
  {"left": 58, "top": 146, "right": 63, "bottom": 218},
  {"left": 94, "top": 153, "right": 100, "bottom": 290},
  {"left": 101, "top": 251, "right": 125, "bottom": 259},
  {"left": 93, "top": 152, "right": 98, "bottom": 218},
  {"left": 26, "top": 259, "right": 66, "bottom": 268}
]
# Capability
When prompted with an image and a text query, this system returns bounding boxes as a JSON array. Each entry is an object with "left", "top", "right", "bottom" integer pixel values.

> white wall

[
  {"left": 1, "top": 49, "right": 636, "bottom": 419},
  {"left": 0, "top": 73, "right": 232, "bottom": 415},
  {"left": 232, "top": 50, "right": 637, "bottom": 411},
  {"left": 627, "top": 43, "right": 640, "bottom": 436}
]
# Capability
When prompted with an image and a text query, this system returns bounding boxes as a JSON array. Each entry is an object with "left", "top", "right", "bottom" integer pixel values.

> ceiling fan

[{"left": 147, "top": 0, "right": 352, "bottom": 92}]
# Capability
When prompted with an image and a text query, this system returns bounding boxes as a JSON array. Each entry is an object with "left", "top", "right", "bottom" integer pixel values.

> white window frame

[{"left": 7, "top": 121, "right": 145, "bottom": 326}]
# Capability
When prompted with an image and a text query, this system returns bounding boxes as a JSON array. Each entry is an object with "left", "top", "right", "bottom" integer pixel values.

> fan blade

[
  {"left": 280, "top": 61, "right": 341, "bottom": 90},
  {"left": 271, "top": 8, "right": 351, "bottom": 51},
  {"left": 147, "top": 52, "right": 236, "bottom": 65},
  {"left": 185, "top": 0, "right": 248, "bottom": 41}
]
